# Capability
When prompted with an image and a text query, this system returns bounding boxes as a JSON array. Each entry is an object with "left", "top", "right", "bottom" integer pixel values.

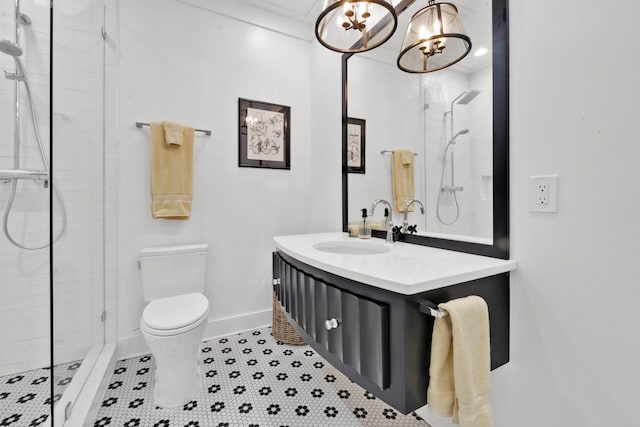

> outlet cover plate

[{"left": 529, "top": 175, "right": 558, "bottom": 213}]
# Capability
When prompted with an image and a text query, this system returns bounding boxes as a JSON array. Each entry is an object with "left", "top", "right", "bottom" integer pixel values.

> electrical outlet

[
  {"left": 529, "top": 175, "right": 558, "bottom": 212},
  {"left": 536, "top": 183, "right": 549, "bottom": 206}
]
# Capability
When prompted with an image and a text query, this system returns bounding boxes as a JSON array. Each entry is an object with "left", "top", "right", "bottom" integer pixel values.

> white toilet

[{"left": 139, "top": 244, "right": 210, "bottom": 408}]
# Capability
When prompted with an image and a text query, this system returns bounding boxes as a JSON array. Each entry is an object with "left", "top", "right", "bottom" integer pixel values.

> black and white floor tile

[
  {"left": 95, "top": 327, "right": 429, "bottom": 426},
  {"left": 0, "top": 360, "right": 82, "bottom": 426}
]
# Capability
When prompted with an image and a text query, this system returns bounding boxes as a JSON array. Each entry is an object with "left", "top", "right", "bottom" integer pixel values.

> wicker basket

[{"left": 272, "top": 292, "right": 305, "bottom": 346}]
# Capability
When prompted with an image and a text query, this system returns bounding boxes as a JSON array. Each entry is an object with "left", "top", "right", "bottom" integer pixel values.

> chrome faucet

[
  {"left": 402, "top": 199, "right": 425, "bottom": 233},
  {"left": 370, "top": 199, "right": 394, "bottom": 243}
]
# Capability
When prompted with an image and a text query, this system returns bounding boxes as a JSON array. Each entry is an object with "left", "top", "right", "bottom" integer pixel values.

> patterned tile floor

[
  {"left": 0, "top": 360, "right": 82, "bottom": 426},
  {"left": 94, "top": 327, "right": 430, "bottom": 426}
]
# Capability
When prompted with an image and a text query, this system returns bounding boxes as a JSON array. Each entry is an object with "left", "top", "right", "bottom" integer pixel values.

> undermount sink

[{"left": 313, "top": 240, "right": 391, "bottom": 255}]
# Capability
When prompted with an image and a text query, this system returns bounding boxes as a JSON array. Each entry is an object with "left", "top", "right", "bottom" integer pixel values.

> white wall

[
  {"left": 116, "top": 0, "right": 316, "bottom": 345},
  {"left": 491, "top": 1, "right": 640, "bottom": 426}
]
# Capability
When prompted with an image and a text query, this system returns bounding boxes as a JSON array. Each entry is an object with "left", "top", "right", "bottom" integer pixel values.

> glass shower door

[{"left": 51, "top": 0, "right": 109, "bottom": 424}]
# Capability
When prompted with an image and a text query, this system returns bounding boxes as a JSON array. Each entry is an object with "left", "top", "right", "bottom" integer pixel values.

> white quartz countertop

[{"left": 274, "top": 232, "right": 518, "bottom": 295}]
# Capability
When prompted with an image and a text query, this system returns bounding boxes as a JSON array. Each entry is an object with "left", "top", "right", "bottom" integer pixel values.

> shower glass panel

[
  {"left": 52, "top": 0, "right": 107, "bottom": 411},
  {"left": 0, "top": 0, "right": 109, "bottom": 424},
  {"left": 0, "top": 0, "right": 56, "bottom": 424}
]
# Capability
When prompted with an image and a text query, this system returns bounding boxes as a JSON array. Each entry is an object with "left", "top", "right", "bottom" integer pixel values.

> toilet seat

[{"left": 141, "top": 293, "right": 209, "bottom": 337}]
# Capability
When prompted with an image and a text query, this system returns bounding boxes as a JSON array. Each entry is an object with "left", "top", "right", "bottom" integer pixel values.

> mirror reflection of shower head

[
  {"left": 0, "top": 39, "right": 23, "bottom": 57},
  {"left": 18, "top": 13, "right": 32, "bottom": 26},
  {"left": 456, "top": 90, "right": 481, "bottom": 105},
  {"left": 449, "top": 129, "right": 469, "bottom": 144}
]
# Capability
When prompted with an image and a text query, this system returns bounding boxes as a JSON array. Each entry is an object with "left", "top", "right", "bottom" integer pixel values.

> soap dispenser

[{"left": 359, "top": 208, "right": 371, "bottom": 239}]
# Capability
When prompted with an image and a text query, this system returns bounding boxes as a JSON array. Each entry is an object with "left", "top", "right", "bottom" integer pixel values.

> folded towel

[
  {"left": 427, "top": 295, "right": 493, "bottom": 427},
  {"left": 392, "top": 149, "right": 415, "bottom": 213},
  {"left": 162, "top": 121, "right": 184, "bottom": 146},
  {"left": 150, "top": 122, "right": 194, "bottom": 220}
]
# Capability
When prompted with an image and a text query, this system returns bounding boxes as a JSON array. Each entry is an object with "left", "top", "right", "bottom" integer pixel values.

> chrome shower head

[
  {"left": 456, "top": 90, "right": 481, "bottom": 105},
  {"left": 447, "top": 129, "right": 470, "bottom": 146},
  {"left": 451, "top": 129, "right": 469, "bottom": 140},
  {"left": 18, "top": 13, "right": 32, "bottom": 26},
  {"left": 0, "top": 39, "right": 23, "bottom": 57}
]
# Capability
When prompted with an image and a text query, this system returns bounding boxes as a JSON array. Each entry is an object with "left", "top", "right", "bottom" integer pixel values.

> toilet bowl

[{"left": 140, "top": 292, "right": 209, "bottom": 408}]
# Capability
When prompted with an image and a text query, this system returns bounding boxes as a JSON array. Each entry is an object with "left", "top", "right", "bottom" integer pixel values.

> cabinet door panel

[
  {"left": 290, "top": 266, "right": 299, "bottom": 321},
  {"left": 313, "top": 281, "right": 329, "bottom": 351},
  {"left": 284, "top": 263, "right": 291, "bottom": 313},
  {"left": 296, "top": 271, "right": 306, "bottom": 328},
  {"left": 341, "top": 292, "right": 361, "bottom": 373},
  {"left": 275, "top": 254, "right": 283, "bottom": 301},
  {"left": 359, "top": 298, "right": 390, "bottom": 389},
  {"left": 326, "top": 286, "right": 343, "bottom": 360},
  {"left": 304, "top": 277, "right": 316, "bottom": 339}
]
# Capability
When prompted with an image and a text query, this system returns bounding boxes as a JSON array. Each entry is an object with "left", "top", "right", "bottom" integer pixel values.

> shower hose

[{"left": 3, "top": 62, "right": 67, "bottom": 250}]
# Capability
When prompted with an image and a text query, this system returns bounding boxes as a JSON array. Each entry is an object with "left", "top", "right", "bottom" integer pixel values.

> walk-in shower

[
  {"left": 0, "top": 3, "right": 67, "bottom": 250},
  {"left": 436, "top": 90, "right": 480, "bottom": 225},
  {"left": 0, "top": 0, "right": 115, "bottom": 424}
]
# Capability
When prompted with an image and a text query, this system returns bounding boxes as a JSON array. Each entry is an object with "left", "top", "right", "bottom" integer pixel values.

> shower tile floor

[
  {"left": 0, "top": 360, "right": 81, "bottom": 426},
  {"left": 94, "top": 327, "right": 430, "bottom": 426}
]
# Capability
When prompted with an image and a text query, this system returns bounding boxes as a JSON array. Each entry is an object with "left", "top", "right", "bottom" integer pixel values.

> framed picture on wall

[
  {"left": 238, "top": 98, "right": 291, "bottom": 169},
  {"left": 347, "top": 117, "right": 366, "bottom": 174}
]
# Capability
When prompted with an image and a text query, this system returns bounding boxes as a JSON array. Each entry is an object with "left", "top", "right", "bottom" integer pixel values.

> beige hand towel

[
  {"left": 150, "top": 122, "right": 194, "bottom": 220},
  {"left": 392, "top": 149, "right": 415, "bottom": 213},
  {"left": 162, "top": 121, "right": 184, "bottom": 146},
  {"left": 427, "top": 295, "right": 493, "bottom": 427}
]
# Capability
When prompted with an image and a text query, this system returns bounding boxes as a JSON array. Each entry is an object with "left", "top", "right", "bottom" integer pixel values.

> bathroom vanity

[{"left": 273, "top": 232, "right": 517, "bottom": 414}]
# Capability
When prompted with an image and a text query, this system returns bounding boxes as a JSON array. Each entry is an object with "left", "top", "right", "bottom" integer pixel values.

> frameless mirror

[{"left": 343, "top": 0, "right": 509, "bottom": 258}]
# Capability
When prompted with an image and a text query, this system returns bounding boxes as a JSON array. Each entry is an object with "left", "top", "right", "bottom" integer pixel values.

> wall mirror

[{"left": 342, "top": 0, "right": 508, "bottom": 258}]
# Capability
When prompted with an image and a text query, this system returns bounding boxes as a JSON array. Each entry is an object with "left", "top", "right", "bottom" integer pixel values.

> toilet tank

[{"left": 139, "top": 243, "right": 208, "bottom": 301}]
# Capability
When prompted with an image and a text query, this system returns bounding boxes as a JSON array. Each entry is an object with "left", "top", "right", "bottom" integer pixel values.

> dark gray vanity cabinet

[
  {"left": 274, "top": 252, "right": 390, "bottom": 389},
  {"left": 273, "top": 250, "right": 510, "bottom": 414}
]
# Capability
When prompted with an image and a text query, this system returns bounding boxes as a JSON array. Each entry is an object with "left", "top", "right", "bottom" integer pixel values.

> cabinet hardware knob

[
  {"left": 272, "top": 278, "right": 281, "bottom": 286},
  {"left": 325, "top": 318, "right": 340, "bottom": 330}
]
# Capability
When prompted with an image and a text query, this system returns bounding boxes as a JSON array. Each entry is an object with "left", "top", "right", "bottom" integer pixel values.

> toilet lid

[{"left": 142, "top": 293, "right": 209, "bottom": 330}]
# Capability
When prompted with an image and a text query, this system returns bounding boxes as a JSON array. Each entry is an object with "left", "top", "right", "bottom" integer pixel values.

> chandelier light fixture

[
  {"left": 315, "top": 0, "right": 398, "bottom": 53},
  {"left": 397, "top": 1, "right": 471, "bottom": 73}
]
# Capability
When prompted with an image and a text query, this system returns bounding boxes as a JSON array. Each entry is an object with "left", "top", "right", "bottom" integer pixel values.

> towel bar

[
  {"left": 418, "top": 299, "right": 448, "bottom": 318},
  {"left": 135, "top": 122, "right": 212, "bottom": 136},
  {"left": 380, "top": 150, "right": 419, "bottom": 156}
]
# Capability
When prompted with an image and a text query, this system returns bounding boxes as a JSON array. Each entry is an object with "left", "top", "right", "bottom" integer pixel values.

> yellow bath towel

[
  {"left": 162, "top": 121, "right": 184, "bottom": 146},
  {"left": 427, "top": 296, "right": 493, "bottom": 427},
  {"left": 392, "top": 150, "right": 415, "bottom": 213},
  {"left": 150, "top": 122, "right": 194, "bottom": 220}
]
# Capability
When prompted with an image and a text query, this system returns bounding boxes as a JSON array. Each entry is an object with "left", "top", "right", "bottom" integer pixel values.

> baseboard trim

[{"left": 116, "top": 308, "right": 272, "bottom": 360}]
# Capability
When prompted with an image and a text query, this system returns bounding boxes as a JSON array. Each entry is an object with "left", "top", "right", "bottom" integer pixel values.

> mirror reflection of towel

[
  {"left": 392, "top": 150, "right": 415, "bottom": 213},
  {"left": 150, "top": 122, "right": 194, "bottom": 220}
]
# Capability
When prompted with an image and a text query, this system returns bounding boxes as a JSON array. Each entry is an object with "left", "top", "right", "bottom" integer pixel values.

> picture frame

[
  {"left": 347, "top": 117, "right": 366, "bottom": 174},
  {"left": 238, "top": 98, "right": 291, "bottom": 169}
]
